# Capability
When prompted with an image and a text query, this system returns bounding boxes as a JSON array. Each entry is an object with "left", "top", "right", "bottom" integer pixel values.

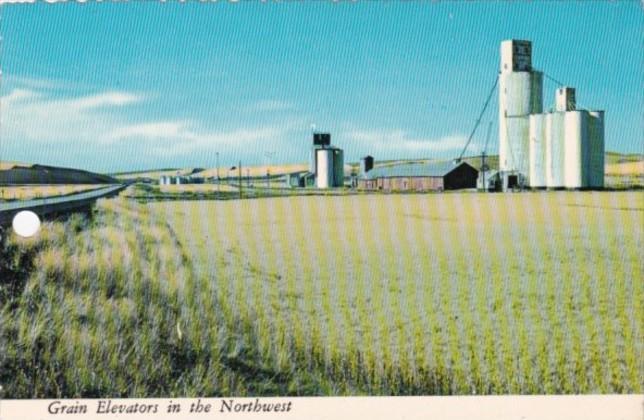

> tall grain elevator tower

[
  {"left": 498, "top": 39, "right": 604, "bottom": 190},
  {"left": 498, "top": 40, "right": 543, "bottom": 189},
  {"left": 309, "top": 133, "right": 344, "bottom": 188}
]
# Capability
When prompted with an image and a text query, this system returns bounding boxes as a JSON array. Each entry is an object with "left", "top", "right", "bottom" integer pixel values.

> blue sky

[{"left": 1, "top": 1, "right": 641, "bottom": 172}]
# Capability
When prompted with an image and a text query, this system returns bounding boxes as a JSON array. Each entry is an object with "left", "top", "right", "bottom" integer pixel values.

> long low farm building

[{"left": 358, "top": 160, "right": 478, "bottom": 191}]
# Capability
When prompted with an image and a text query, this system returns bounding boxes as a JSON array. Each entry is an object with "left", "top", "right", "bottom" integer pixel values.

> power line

[
  {"left": 539, "top": 69, "right": 566, "bottom": 87},
  {"left": 456, "top": 74, "right": 499, "bottom": 162},
  {"left": 483, "top": 120, "right": 493, "bottom": 155}
]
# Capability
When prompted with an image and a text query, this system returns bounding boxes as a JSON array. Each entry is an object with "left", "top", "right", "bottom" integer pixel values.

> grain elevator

[
  {"left": 310, "top": 133, "right": 344, "bottom": 188},
  {"left": 498, "top": 39, "right": 604, "bottom": 190}
]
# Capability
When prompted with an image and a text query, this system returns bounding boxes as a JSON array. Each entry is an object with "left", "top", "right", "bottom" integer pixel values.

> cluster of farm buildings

[
  {"left": 287, "top": 39, "right": 605, "bottom": 192},
  {"left": 163, "top": 40, "right": 605, "bottom": 193}
]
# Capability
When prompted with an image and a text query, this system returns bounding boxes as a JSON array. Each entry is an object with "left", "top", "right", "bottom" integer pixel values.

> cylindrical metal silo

[
  {"left": 333, "top": 149, "right": 344, "bottom": 187},
  {"left": 316, "top": 148, "right": 334, "bottom": 188},
  {"left": 529, "top": 114, "right": 547, "bottom": 187},
  {"left": 564, "top": 111, "right": 588, "bottom": 189},
  {"left": 309, "top": 147, "right": 317, "bottom": 174},
  {"left": 498, "top": 71, "right": 543, "bottom": 175},
  {"left": 587, "top": 111, "right": 605, "bottom": 188},
  {"left": 546, "top": 112, "right": 565, "bottom": 188}
]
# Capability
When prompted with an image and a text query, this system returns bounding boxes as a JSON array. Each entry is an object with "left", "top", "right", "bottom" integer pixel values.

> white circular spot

[{"left": 12, "top": 211, "right": 41, "bottom": 238}]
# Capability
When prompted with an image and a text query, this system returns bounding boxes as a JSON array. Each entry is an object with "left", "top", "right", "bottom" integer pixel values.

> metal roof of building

[{"left": 363, "top": 161, "right": 474, "bottom": 179}]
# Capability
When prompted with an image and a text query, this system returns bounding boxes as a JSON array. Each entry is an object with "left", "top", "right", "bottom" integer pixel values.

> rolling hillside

[
  {"left": 101, "top": 151, "right": 644, "bottom": 185},
  {"left": 0, "top": 163, "right": 118, "bottom": 185}
]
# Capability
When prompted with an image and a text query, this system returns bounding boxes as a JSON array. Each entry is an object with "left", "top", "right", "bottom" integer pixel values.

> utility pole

[
  {"left": 246, "top": 168, "right": 250, "bottom": 187},
  {"left": 264, "top": 151, "right": 274, "bottom": 190},
  {"left": 238, "top": 161, "right": 242, "bottom": 199},
  {"left": 481, "top": 121, "right": 493, "bottom": 192},
  {"left": 482, "top": 152, "right": 487, "bottom": 192},
  {"left": 216, "top": 152, "right": 220, "bottom": 193}
]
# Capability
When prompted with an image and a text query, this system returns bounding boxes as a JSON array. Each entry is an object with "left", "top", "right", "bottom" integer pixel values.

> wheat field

[
  {"left": 605, "top": 161, "right": 644, "bottom": 176},
  {"left": 0, "top": 185, "right": 104, "bottom": 201},
  {"left": 1, "top": 190, "right": 641, "bottom": 397},
  {"left": 158, "top": 191, "right": 643, "bottom": 394}
]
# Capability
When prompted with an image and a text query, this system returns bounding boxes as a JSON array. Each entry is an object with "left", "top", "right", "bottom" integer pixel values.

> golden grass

[
  {"left": 198, "top": 163, "right": 310, "bottom": 178},
  {"left": 605, "top": 161, "right": 644, "bottom": 176},
  {"left": 0, "top": 184, "right": 104, "bottom": 201},
  {"left": 114, "top": 168, "right": 195, "bottom": 180},
  {"left": 153, "top": 191, "right": 643, "bottom": 394},
  {"left": 159, "top": 183, "right": 240, "bottom": 193},
  {"left": 3, "top": 191, "right": 642, "bottom": 396},
  {"left": 116, "top": 163, "right": 313, "bottom": 180},
  {"left": 0, "top": 161, "right": 30, "bottom": 170}
]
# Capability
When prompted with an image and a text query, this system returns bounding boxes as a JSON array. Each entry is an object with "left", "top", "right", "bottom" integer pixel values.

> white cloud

[
  {"left": 107, "top": 121, "right": 190, "bottom": 142},
  {"left": 5, "top": 83, "right": 482, "bottom": 169},
  {"left": 65, "top": 91, "right": 142, "bottom": 110},
  {"left": 345, "top": 129, "right": 473, "bottom": 153},
  {"left": 2, "top": 86, "right": 298, "bottom": 163},
  {"left": 1, "top": 88, "right": 145, "bottom": 144},
  {"left": 142, "top": 126, "right": 289, "bottom": 157},
  {"left": 2, "top": 88, "right": 41, "bottom": 104}
]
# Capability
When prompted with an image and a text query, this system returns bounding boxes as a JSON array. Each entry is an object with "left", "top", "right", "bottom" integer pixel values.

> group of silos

[
  {"left": 309, "top": 133, "right": 344, "bottom": 188},
  {"left": 159, "top": 175, "right": 202, "bottom": 185},
  {"left": 159, "top": 175, "right": 183, "bottom": 185},
  {"left": 498, "top": 39, "right": 604, "bottom": 190}
]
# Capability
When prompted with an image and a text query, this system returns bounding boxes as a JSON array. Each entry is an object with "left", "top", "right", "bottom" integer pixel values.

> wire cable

[
  {"left": 457, "top": 74, "right": 499, "bottom": 162},
  {"left": 540, "top": 70, "right": 565, "bottom": 87}
]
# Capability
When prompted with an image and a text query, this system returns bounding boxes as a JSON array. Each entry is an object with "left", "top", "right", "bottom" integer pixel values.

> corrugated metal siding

[
  {"left": 546, "top": 112, "right": 566, "bottom": 188},
  {"left": 563, "top": 111, "right": 588, "bottom": 188},
  {"left": 529, "top": 113, "right": 547, "bottom": 187},
  {"left": 358, "top": 176, "right": 444, "bottom": 191},
  {"left": 365, "top": 161, "right": 476, "bottom": 179},
  {"left": 499, "top": 71, "right": 543, "bottom": 175},
  {"left": 587, "top": 111, "right": 605, "bottom": 188},
  {"left": 358, "top": 162, "right": 477, "bottom": 191}
]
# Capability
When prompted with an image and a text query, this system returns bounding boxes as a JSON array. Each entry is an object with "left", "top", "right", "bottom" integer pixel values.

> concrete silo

[
  {"left": 500, "top": 41, "right": 605, "bottom": 190},
  {"left": 546, "top": 112, "right": 566, "bottom": 188},
  {"left": 309, "top": 132, "right": 345, "bottom": 188},
  {"left": 529, "top": 114, "right": 547, "bottom": 188},
  {"left": 333, "top": 148, "right": 344, "bottom": 187},
  {"left": 541, "top": 87, "right": 604, "bottom": 189},
  {"left": 563, "top": 111, "right": 589, "bottom": 189},
  {"left": 587, "top": 111, "right": 605, "bottom": 188},
  {"left": 498, "top": 39, "right": 543, "bottom": 188},
  {"left": 316, "top": 148, "right": 334, "bottom": 188}
]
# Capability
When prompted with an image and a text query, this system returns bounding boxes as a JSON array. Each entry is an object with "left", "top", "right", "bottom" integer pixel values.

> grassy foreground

[
  {"left": 0, "top": 184, "right": 104, "bottom": 201},
  {"left": 1, "top": 191, "right": 642, "bottom": 397}
]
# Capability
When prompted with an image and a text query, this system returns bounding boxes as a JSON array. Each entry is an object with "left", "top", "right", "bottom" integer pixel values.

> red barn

[{"left": 358, "top": 161, "right": 478, "bottom": 192}]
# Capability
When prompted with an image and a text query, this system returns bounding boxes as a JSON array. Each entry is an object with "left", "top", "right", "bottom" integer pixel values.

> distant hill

[
  {"left": 108, "top": 151, "right": 643, "bottom": 184},
  {"left": 398, "top": 152, "right": 642, "bottom": 176},
  {"left": 113, "top": 168, "right": 200, "bottom": 181},
  {"left": 0, "top": 164, "right": 118, "bottom": 185},
  {"left": 0, "top": 161, "right": 30, "bottom": 170},
  {"left": 605, "top": 161, "right": 644, "bottom": 176},
  {"left": 365, "top": 155, "right": 500, "bottom": 172},
  {"left": 605, "top": 152, "right": 643, "bottom": 165}
]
